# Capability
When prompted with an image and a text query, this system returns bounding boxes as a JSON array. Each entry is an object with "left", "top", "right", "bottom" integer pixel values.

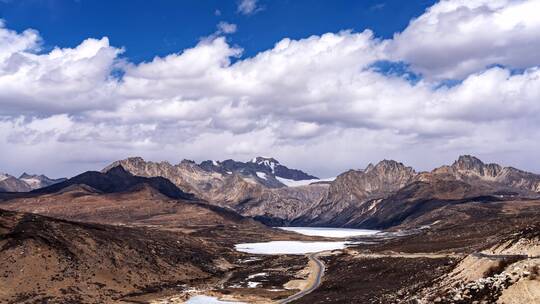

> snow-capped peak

[
  {"left": 0, "top": 172, "right": 9, "bottom": 182},
  {"left": 250, "top": 156, "right": 280, "bottom": 173}
]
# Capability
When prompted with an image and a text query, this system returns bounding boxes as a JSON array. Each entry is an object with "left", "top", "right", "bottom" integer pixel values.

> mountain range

[
  {"left": 98, "top": 155, "right": 540, "bottom": 229},
  {"left": 2, "top": 155, "right": 540, "bottom": 230},
  {"left": 0, "top": 172, "right": 66, "bottom": 192},
  {"left": 1, "top": 154, "right": 540, "bottom": 303}
]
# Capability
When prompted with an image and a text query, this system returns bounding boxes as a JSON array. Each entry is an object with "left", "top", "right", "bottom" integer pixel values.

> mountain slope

[
  {"left": 102, "top": 157, "right": 329, "bottom": 224},
  {"left": 33, "top": 165, "right": 194, "bottom": 200},
  {"left": 101, "top": 155, "right": 540, "bottom": 230},
  {"left": 292, "top": 156, "right": 540, "bottom": 228},
  {"left": 1, "top": 183, "right": 258, "bottom": 230},
  {"left": 0, "top": 209, "right": 229, "bottom": 303},
  {"left": 18, "top": 173, "right": 67, "bottom": 190},
  {"left": 292, "top": 160, "right": 417, "bottom": 227},
  {"left": 0, "top": 174, "right": 31, "bottom": 192},
  {"left": 0, "top": 172, "right": 66, "bottom": 192},
  {"left": 437, "top": 155, "right": 540, "bottom": 192}
]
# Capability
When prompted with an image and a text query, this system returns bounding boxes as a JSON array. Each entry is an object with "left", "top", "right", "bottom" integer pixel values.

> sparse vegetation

[
  {"left": 483, "top": 256, "right": 524, "bottom": 277},
  {"left": 530, "top": 265, "right": 539, "bottom": 280}
]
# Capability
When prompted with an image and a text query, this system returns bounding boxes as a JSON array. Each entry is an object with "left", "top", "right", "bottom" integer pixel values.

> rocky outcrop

[
  {"left": 431, "top": 155, "right": 540, "bottom": 193},
  {"left": 292, "top": 160, "right": 417, "bottom": 227},
  {"left": 413, "top": 223, "right": 540, "bottom": 304}
]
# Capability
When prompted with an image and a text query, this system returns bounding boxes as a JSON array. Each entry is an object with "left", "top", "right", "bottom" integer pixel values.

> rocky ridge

[
  {"left": 104, "top": 155, "right": 540, "bottom": 229},
  {"left": 0, "top": 172, "right": 66, "bottom": 192}
]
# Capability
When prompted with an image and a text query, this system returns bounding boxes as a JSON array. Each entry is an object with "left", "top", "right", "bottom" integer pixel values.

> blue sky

[
  {"left": 0, "top": 0, "right": 539, "bottom": 177},
  {"left": 0, "top": 0, "right": 436, "bottom": 63}
]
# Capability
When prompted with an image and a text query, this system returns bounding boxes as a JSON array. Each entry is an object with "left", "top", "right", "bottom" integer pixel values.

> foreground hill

[
  {"left": 32, "top": 165, "right": 194, "bottom": 200},
  {"left": 0, "top": 165, "right": 304, "bottom": 246},
  {"left": 0, "top": 209, "right": 230, "bottom": 303},
  {"left": 1, "top": 184, "right": 249, "bottom": 229}
]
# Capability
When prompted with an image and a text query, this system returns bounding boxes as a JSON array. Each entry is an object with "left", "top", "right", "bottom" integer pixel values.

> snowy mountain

[
  {"left": 19, "top": 173, "right": 68, "bottom": 190},
  {"left": 0, "top": 172, "right": 66, "bottom": 192},
  {"left": 199, "top": 156, "right": 320, "bottom": 188},
  {"left": 0, "top": 173, "right": 9, "bottom": 182},
  {"left": 103, "top": 156, "right": 332, "bottom": 224}
]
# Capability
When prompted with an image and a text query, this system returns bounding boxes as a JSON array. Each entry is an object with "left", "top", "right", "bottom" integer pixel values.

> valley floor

[
  {"left": 2, "top": 200, "right": 540, "bottom": 304},
  {"left": 145, "top": 218, "right": 540, "bottom": 304}
]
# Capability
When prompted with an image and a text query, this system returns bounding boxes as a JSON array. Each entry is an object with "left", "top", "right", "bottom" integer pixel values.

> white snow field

[
  {"left": 278, "top": 227, "right": 380, "bottom": 238},
  {"left": 276, "top": 176, "right": 335, "bottom": 187},
  {"left": 235, "top": 241, "right": 349, "bottom": 255}
]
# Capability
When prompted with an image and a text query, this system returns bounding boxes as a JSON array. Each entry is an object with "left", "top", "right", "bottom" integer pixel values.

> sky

[{"left": 1, "top": 0, "right": 540, "bottom": 178}]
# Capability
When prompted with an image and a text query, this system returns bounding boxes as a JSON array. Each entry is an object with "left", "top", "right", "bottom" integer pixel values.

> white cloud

[
  {"left": 387, "top": 0, "right": 540, "bottom": 80},
  {"left": 237, "top": 0, "right": 261, "bottom": 15},
  {"left": 1, "top": 0, "right": 540, "bottom": 177},
  {"left": 0, "top": 23, "right": 122, "bottom": 115},
  {"left": 217, "top": 21, "right": 237, "bottom": 34}
]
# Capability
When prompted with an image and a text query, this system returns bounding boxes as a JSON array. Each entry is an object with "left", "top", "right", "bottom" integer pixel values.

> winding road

[
  {"left": 278, "top": 253, "right": 325, "bottom": 304},
  {"left": 471, "top": 252, "right": 539, "bottom": 260}
]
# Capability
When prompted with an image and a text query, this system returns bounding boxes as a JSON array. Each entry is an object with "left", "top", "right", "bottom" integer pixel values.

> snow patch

[
  {"left": 276, "top": 176, "right": 335, "bottom": 187},
  {"left": 20, "top": 178, "right": 41, "bottom": 188},
  {"left": 0, "top": 173, "right": 9, "bottom": 182},
  {"left": 212, "top": 160, "right": 219, "bottom": 166},
  {"left": 251, "top": 157, "right": 278, "bottom": 173},
  {"left": 247, "top": 272, "right": 267, "bottom": 280},
  {"left": 239, "top": 257, "right": 261, "bottom": 263},
  {"left": 255, "top": 171, "right": 267, "bottom": 180},
  {"left": 247, "top": 281, "right": 261, "bottom": 288}
]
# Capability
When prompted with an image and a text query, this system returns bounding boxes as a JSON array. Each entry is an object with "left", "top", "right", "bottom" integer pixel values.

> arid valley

[
  {"left": 1, "top": 0, "right": 540, "bottom": 303},
  {"left": 1, "top": 155, "right": 539, "bottom": 303}
]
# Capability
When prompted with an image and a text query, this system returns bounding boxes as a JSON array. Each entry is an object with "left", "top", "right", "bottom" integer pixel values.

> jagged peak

[
  {"left": 179, "top": 159, "right": 196, "bottom": 165},
  {"left": 102, "top": 156, "right": 146, "bottom": 173},
  {"left": 366, "top": 159, "right": 415, "bottom": 174},
  {"left": 452, "top": 155, "right": 502, "bottom": 173},
  {"left": 250, "top": 156, "right": 280, "bottom": 165},
  {"left": 453, "top": 155, "right": 485, "bottom": 167},
  {"left": 124, "top": 156, "right": 146, "bottom": 163},
  {"left": 448, "top": 155, "right": 506, "bottom": 179},
  {"left": 18, "top": 172, "right": 50, "bottom": 179},
  {"left": 200, "top": 160, "right": 221, "bottom": 166},
  {"left": 19, "top": 172, "right": 32, "bottom": 179},
  {"left": 0, "top": 172, "right": 10, "bottom": 181},
  {"left": 104, "top": 164, "right": 133, "bottom": 177}
]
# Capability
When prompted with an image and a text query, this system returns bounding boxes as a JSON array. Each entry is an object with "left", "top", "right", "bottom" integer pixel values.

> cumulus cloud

[
  {"left": 1, "top": 0, "right": 540, "bottom": 177},
  {"left": 387, "top": 0, "right": 540, "bottom": 80},
  {"left": 0, "top": 22, "right": 122, "bottom": 115}
]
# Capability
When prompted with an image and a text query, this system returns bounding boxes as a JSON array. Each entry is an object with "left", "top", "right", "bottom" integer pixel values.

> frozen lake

[
  {"left": 186, "top": 295, "right": 245, "bottom": 304},
  {"left": 235, "top": 227, "right": 380, "bottom": 255},
  {"left": 278, "top": 227, "right": 380, "bottom": 238},
  {"left": 235, "top": 240, "right": 349, "bottom": 255}
]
